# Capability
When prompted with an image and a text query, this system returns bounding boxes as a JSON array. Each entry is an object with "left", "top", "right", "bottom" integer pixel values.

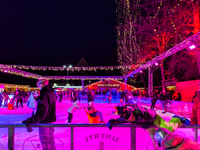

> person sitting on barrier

[
  {"left": 154, "top": 128, "right": 200, "bottom": 150},
  {"left": 86, "top": 101, "right": 104, "bottom": 123}
]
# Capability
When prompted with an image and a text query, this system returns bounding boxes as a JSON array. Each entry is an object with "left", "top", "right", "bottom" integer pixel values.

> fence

[
  {"left": 135, "top": 96, "right": 193, "bottom": 118},
  {"left": 0, "top": 124, "right": 200, "bottom": 150}
]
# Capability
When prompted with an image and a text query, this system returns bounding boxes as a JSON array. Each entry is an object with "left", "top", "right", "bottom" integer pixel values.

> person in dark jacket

[
  {"left": 158, "top": 90, "right": 166, "bottom": 113},
  {"left": 151, "top": 90, "right": 158, "bottom": 110},
  {"left": 154, "top": 128, "right": 200, "bottom": 149},
  {"left": 22, "top": 79, "right": 57, "bottom": 150},
  {"left": 87, "top": 89, "right": 94, "bottom": 103},
  {"left": 71, "top": 89, "right": 77, "bottom": 102},
  {"left": 14, "top": 90, "right": 23, "bottom": 108}
]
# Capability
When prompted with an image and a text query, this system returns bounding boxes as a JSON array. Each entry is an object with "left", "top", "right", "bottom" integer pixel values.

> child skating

[{"left": 66, "top": 100, "right": 81, "bottom": 123}]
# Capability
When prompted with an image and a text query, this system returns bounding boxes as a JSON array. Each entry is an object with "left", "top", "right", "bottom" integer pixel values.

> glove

[
  {"left": 22, "top": 118, "right": 32, "bottom": 126},
  {"left": 142, "top": 122, "right": 154, "bottom": 129},
  {"left": 106, "top": 119, "right": 117, "bottom": 130},
  {"left": 172, "top": 115, "right": 191, "bottom": 125},
  {"left": 22, "top": 118, "right": 34, "bottom": 132}
]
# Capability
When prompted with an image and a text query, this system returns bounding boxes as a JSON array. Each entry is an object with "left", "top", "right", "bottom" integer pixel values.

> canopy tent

[{"left": 85, "top": 79, "right": 135, "bottom": 91}]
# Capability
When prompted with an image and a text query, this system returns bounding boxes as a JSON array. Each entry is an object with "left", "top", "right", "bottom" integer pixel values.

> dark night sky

[
  {"left": 0, "top": 1, "right": 120, "bottom": 86},
  {"left": 0, "top": 0, "right": 117, "bottom": 66}
]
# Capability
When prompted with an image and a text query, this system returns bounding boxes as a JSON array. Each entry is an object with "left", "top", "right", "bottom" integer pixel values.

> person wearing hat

[{"left": 154, "top": 128, "right": 200, "bottom": 149}]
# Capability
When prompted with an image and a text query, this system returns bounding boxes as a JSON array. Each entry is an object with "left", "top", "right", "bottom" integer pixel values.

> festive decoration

[
  {"left": 0, "top": 64, "right": 134, "bottom": 72},
  {"left": 117, "top": 0, "right": 199, "bottom": 92},
  {"left": 126, "top": 31, "right": 200, "bottom": 78},
  {"left": 0, "top": 66, "right": 124, "bottom": 80}
]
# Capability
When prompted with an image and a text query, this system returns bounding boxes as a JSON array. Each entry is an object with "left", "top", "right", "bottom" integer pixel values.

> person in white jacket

[
  {"left": 66, "top": 100, "right": 81, "bottom": 123},
  {"left": 27, "top": 92, "right": 37, "bottom": 116}
]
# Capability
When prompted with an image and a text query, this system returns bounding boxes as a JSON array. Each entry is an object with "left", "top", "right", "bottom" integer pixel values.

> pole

[
  {"left": 194, "top": 128, "right": 198, "bottom": 142},
  {"left": 124, "top": 78, "right": 127, "bottom": 91},
  {"left": 131, "top": 126, "right": 136, "bottom": 150},
  {"left": 67, "top": 69, "right": 68, "bottom": 85},
  {"left": 148, "top": 67, "right": 153, "bottom": 98},
  {"left": 82, "top": 79, "right": 84, "bottom": 90},
  {"left": 8, "top": 127, "right": 14, "bottom": 150},
  {"left": 71, "top": 127, "right": 74, "bottom": 150}
]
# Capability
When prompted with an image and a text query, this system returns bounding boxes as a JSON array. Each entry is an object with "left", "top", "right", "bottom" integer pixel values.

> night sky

[
  {"left": 0, "top": 0, "right": 117, "bottom": 66},
  {"left": 0, "top": 1, "right": 119, "bottom": 86}
]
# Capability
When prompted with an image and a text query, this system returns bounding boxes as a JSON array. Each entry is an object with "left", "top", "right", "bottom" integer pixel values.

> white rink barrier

[{"left": 0, "top": 124, "right": 200, "bottom": 150}]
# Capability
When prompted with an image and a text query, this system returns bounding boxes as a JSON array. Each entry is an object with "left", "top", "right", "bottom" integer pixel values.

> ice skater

[
  {"left": 27, "top": 92, "right": 38, "bottom": 116},
  {"left": 105, "top": 91, "right": 112, "bottom": 104},
  {"left": 66, "top": 100, "right": 81, "bottom": 123},
  {"left": 112, "top": 99, "right": 124, "bottom": 114},
  {"left": 14, "top": 90, "right": 23, "bottom": 108},
  {"left": 86, "top": 101, "right": 105, "bottom": 123}
]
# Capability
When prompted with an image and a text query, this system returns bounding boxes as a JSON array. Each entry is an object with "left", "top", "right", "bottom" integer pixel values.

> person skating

[
  {"left": 158, "top": 90, "right": 166, "bottom": 113},
  {"left": 151, "top": 89, "right": 158, "bottom": 110},
  {"left": 86, "top": 101, "right": 104, "bottom": 123},
  {"left": 112, "top": 99, "right": 125, "bottom": 114},
  {"left": 27, "top": 92, "right": 38, "bottom": 116},
  {"left": 14, "top": 90, "right": 23, "bottom": 108},
  {"left": 66, "top": 100, "right": 81, "bottom": 123},
  {"left": 107, "top": 92, "right": 112, "bottom": 104}
]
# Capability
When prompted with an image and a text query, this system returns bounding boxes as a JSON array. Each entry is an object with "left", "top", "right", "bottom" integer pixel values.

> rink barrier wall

[
  {"left": 135, "top": 96, "right": 193, "bottom": 118},
  {"left": 0, "top": 124, "right": 200, "bottom": 150}
]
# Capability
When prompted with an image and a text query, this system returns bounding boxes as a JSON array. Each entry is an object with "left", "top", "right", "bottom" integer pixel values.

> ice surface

[{"left": 0, "top": 97, "right": 199, "bottom": 150}]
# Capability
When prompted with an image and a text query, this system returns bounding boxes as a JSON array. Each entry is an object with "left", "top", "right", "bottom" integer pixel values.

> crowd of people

[{"left": 1, "top": 79, "right": 200, "bottom": 149}]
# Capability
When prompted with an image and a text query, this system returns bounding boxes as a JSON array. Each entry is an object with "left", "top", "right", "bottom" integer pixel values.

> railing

[
  {"left": 134, "top": 96, "right": 193, "bottom": 118},
  {"left": 0, "top": 124, "right": 200, "bottom": 150}
]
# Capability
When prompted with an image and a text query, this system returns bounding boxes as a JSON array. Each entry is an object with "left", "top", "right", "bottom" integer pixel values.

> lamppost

[{"left": 63, "top": 65, "right": 73, "bottom": 86}]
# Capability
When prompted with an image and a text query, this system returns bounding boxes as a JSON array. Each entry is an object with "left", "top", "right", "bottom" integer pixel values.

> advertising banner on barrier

[
  {"left": 166, "top": 100, "right": 173, "bottom": 113},
  {"left": 181, "top": 102, "right": 193, "bottom": 118},
  {"left": 172, "top": 101, "right": 182, "bottom": 115},
  {"left": 73, "top": 127, "right": 131, "bottom": 150}
]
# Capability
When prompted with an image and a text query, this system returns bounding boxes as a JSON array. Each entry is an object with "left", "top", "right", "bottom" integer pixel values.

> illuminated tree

[
  {"left": 116, "top": 0, "right": 199, "bottom": 90},
  {"left": 166, "top": 50, "right": 199, "bottom": 81}
]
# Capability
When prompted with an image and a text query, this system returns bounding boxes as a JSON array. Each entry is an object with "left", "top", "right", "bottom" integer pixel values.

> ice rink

[{"left": 0, "top": 97, "right": 199, "bottom": 150}]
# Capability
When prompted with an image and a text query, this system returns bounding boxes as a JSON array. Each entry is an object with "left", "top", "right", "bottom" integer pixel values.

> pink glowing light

[
  {"left": 24, "top": 74, "right": 27, "bottom": 77},
  {"left": 189, "top": 45, "right": 196, "bottom": 49},
  {"left": 155, "top": 62, "right": 159, "bottom": 66},
  {"left": 140, "top": 70, "right": 143, "bottom": 73},
  {"left": 4, "top": 70, "right": 7, "bottom": 73}
]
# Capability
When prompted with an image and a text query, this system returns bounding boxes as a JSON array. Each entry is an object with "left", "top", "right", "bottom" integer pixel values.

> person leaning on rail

[
  {"left": 106, "top": 104, "right": 191, "bottom": 149},
  {"left": 22, "top": 79, "right": 57, "bottom": 150}
]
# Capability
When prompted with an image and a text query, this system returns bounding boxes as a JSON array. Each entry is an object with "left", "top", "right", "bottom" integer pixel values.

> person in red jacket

[{"left": 190, "top": 91, "right": 200, "bottom": 125}]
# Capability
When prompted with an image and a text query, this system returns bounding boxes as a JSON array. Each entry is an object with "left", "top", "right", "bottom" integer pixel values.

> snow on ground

[{"left": 0, "top": 97, "right": 199, "bottom": 150}]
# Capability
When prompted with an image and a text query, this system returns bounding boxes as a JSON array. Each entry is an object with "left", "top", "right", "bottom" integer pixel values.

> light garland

[
  {"left": 0, "top": 67, "right": 124, "bottom": 80},
  {"left": 0, "top": 64, "right": 135, "bottom": 72},
  {"left": 126, "top": 31, "right": 200, "bottom": 78}
]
